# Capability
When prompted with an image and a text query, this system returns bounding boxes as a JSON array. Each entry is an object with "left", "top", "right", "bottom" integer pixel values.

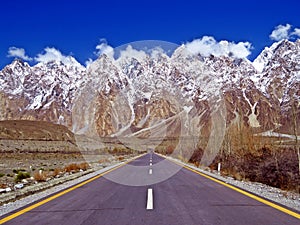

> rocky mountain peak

[{"left": 0, "top": 40, "right": 299, "bottom": 137}]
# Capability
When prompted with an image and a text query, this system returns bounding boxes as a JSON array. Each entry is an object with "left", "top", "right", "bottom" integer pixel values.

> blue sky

[{"left": 1, "top": 0, "right": 300, "bottom": 69}]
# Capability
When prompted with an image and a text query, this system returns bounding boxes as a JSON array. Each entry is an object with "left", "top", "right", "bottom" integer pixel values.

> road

[{"left": 0, "top": 153, "right": 299, "bottom": 224}]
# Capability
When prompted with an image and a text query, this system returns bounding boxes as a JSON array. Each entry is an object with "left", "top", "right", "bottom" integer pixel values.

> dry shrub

[
  {"left": 64, "top": 163, "right": 79, "bottom": 173},
  {"left": 33, "top": 171, "right": 47, "bottom": 182},
  {"left": 52, "top": 168, "right": 62, "bottom": 177},
  {"left": 166, "top": 145, "right": 175, "bottom": 155},
  {"left": 232, "top": 172, "right": 243, "bottom": 181},
  {"left": 98, "top": 158, "right": 110, "bottom": 164},
  {"left": 109, "top": 147, "right": 134, "bottom": 156},
  {"left": 189, "top": 148, "right": 204, "bottom": 164},
  {"left": 15, "top": 171, "right": 30, "bottom": 182},
  {"left": 118, "top": 156, "right": 124, "bottom": 161},
  {"left": 63, "top": 163, "right": 89, "bottom": 173},
  {"left": 78, "top": 162, "right": 89, "bottom": 171}
]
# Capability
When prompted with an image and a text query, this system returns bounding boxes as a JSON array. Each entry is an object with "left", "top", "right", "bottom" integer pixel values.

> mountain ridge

[{"left": 0, "top": 40, "right": 299, "bottom": 139}]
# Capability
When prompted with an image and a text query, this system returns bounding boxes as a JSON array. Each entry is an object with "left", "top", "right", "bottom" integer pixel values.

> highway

[{"left": 0, "top": 153, "right": 299, "bottom": 224}]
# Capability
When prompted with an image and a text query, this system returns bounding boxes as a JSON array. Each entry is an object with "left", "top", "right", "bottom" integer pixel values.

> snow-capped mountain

[
  {"left": 0, "top": 40, "right": 299, "bottom": 138},
  {"left": 0, "top": 57, "right": 85, "bottom": 126},
  {"left": 252, "top": 39, "right": 300, "bottom": 132}
]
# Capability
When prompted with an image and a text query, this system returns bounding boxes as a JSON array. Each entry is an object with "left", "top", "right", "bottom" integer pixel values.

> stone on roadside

[
  {"left": 22, "top": 179, "right": 29, "bottom": 184},
  {"left": 14, "top": 183, "right": 24, "bottom": 189}
]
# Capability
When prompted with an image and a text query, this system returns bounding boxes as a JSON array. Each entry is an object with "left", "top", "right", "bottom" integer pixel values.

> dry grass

[
  {"left": 33, "top": 171, "right": 48, "bottom": 182},
  {"left": 64, "top": 162, "right": 89, "bottom": 173},
  {"left": 32, "top": 162, "right": 89, "bottom": 182},
  {"left": 108, "top": 147, "right": 135, "bottom": 156},
  {"left": 117, "top": 156, "right": 124, "bottom": 161},
  {"left": 98, "top": 158, "right": 110, "bottom": 164},
  {"left": 64, "top": 163, "right": 79, "bottom": 173},
  {"left": 78, "top": 162, "right": 89, "bottom": 170},
  {"left": 208, "top": 123, "right": 300, "bottom": 192},
  {"left": 52, "top": 168, "right": 62, "bottom": 177}
]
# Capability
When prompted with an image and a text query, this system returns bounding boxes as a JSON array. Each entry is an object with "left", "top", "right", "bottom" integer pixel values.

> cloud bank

[
  {"left": 94, "top": 39, "right": 114, "bottom": 58},
  {"left": 8, "top": 24, "right": 300, "bottom": 69},
  {"left": 185, "top": 36, "right": 252, "bottom": 58},
  {"left": 269, "top": 24, "right": 291, "bottom": 41},
  {"left": 7, "top": 47, "right": 32, "bottom": 61},
  {"left": 35, "top": 47, "right": 82, "bottom": 67},
  {"left": 85, "top": 58, "right": 93, "bottom": 68},
  {"left": 85, "top": 39, "right": 115, "bottom": 67},
  {"left": 117, "top": 45, "right": 148, "bottom": 62},
  {"left": 291, "top": 28, "right": 300, "bottom": 37},
  {"left": 270, "top": 24, "right": 300, "bottom": 41}
]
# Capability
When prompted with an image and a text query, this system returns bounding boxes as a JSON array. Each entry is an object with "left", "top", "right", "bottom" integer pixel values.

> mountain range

[{"left": 0, "top": 39, "right": 299, "bottom": 141}]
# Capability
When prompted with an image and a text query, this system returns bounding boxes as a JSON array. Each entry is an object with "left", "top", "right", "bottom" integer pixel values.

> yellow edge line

[
  {"left": 160, "top": 154, "right": 300, "bottom": 220},
  {"left": 0, "top": 153, "right": 146, "bottom": 224}
]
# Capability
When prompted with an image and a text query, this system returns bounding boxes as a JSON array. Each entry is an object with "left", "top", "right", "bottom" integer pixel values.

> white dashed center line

[
  {"left": 149, "top": 168, "right": 153, "bottom": 174},
  {"left": 146, "top": 188, "right": 153, "bottom": 210}
]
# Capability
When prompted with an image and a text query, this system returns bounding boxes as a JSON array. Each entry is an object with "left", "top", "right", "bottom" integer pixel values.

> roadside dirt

[
  {"left": 0, "top": 120, "right": 140, "bottom": 195},
  {"left": 188, "top": 146, "right": 300, "bottom": 193},
  {"left": 0, "top": 120, "right": 75, "bottom": 142}
]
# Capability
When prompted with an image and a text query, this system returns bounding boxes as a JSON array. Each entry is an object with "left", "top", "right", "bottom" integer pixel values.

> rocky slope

[
  {"left": 0, "top": 120, "right": 75, "bottom": 142},
  {"left": 0, "top": 120, "right": 78, "bottom": 153},
  {"left": 0, "top": 40, "right": 299, "bottom": 141},
  {"left": 0, "top": 58, "right": 85, "bottom": 127},
  {"left": 253, "top": 40, "right": 300, "bottom": 133}
]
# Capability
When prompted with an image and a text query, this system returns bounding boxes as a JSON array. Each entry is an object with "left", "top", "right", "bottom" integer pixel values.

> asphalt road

[{"left": 1, "top": 153, "right": 299, "bottom": 225}]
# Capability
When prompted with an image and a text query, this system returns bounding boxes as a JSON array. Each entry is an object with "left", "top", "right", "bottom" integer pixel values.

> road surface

[{"left": 0, "top": 153, "right": 299, "bottom": 224}]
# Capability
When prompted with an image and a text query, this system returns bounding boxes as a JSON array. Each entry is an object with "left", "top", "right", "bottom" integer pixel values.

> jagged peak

[
  {"left": 7, "top": 58, "right": 31, "bottom": 69},
  {"left": 33, "top": 57, "right": 85, "bottom": 71},
  {"left": 252, "top": 39, "right": 294, "bottom": 72}
]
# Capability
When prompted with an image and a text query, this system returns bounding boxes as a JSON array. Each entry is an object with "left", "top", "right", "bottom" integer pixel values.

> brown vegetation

[
  {"left": 157, "top": 122, "right": 300, "bottom": 193},
  {"left": 64, "top": 162, "right": 89, "bottom": 173},
  {"left": 33, "top": 171, "right": 48, "bottom": 182},
  {"left": 211, "top": 124, "right": 300, "bottom": 193},
  {"left": 33, "top": 162, "right": 90, "bottom": 182},
  {"left": 108, "top": 147, "right": 136, "bottom": 156}
]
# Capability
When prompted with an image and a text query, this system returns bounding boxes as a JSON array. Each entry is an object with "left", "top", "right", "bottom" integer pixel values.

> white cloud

[
  {"left": 35, "top": 47, "right": 68, "bottom": 63},
  {"left": 35, "top": 47, "right": 83, "bottom": 68},
  {"left": 94, "top": 39, "right": 114, "bottom": 58},
  {"left": 269, "top": 24, "right": 300, "bottom": 41},
  {"left": 7, "top": 47, "right": 32, "bottom": 61},
  {"left": 185, "top": 36, "right": 252, "bottom": 58},
  {"left": 150, "top": 46, "right": 166, "bottom": 59},
  {"left": 85, "top": 58, "right": 93, "bottom": 68},
  {"left": 291, "top": 28, "right": 300, "bottom": 38},
  {"left": 117, "top": 45, "right": 147, "bottom": 62},
  {"left": 269, "top": 24, "right": 291, "bottom": 41}
]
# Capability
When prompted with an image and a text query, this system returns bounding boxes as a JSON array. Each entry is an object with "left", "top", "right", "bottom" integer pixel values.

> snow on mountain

[
  {"left": 252, "top": 40, "right": 283, "bottom": 73},
  {"left": 0, "top": 57, "right": 85, "bottom": 126},
  {"left": 254, "top": 40, "right": 300, "bottom": 101},
  {"left": 0, "top": 39, "right": 299, "bottom": 137}
]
